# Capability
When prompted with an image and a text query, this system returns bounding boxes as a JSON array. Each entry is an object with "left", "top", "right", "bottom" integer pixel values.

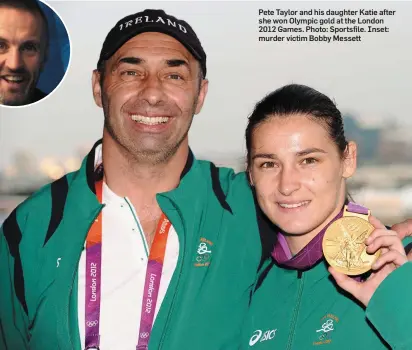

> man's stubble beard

[
  {"left": 3, "top": 92, "right": 29, "bottom": 106},
  {"left": 102, "top": 92, "right": 198, "bottom": 166},
  {"left": 1, "top": 74, "right": 39, "bottom": 106}
]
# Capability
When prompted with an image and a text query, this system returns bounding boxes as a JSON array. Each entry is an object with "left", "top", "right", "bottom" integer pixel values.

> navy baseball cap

[{"left": 97, "top": 9, "right": 207, "bottom": 77}]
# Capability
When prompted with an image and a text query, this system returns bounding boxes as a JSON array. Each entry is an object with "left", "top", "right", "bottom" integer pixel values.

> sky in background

[{"left": 1, "top": 1, "right": 411, "bottom": 170}]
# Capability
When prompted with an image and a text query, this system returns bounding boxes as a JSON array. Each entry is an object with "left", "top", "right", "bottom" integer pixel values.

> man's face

[
  {"left": 0, "top": 7, "right": 46, "bottom": 106},
  {"left": 92, "top": 32, "right": 208, "bottom": 164}
]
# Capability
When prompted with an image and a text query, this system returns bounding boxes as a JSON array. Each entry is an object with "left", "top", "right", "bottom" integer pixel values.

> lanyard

[{"left": 85, "top": 179, "right": 172, "bottom": 350}]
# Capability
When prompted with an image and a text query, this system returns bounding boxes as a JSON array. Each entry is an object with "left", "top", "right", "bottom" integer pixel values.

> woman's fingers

[
  {"left": 372, "top": 250, "right": 407, "bottom": 270},
  {"left": 366, "top": 234, "right": 405, "bottom": 256}
]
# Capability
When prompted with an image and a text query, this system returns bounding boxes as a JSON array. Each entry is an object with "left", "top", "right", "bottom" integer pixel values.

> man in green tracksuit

[
  {"left": 0, "top": 140, "right": 266, "bottom": 350},
  {"left": 0, "top": 9, "right": 271, "bottom": 350}
]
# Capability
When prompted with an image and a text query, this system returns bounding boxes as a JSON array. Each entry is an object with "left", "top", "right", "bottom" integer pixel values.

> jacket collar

[{"left": 83, "top": 139, "right": 195, "bottom": 194}]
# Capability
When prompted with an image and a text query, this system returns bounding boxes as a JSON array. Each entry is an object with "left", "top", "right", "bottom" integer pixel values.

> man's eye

[
  {"left": 0, "top": 42, "right": 8, "bottom": 51},
  {"left": 168, "top": 74, "right": 183, "bottom": 80},
  {"left": 122, "top": 71, "right": 137, "bottom": 76},
  {"left": 22, "top": 43, "right": 38, "bottom": 52}
]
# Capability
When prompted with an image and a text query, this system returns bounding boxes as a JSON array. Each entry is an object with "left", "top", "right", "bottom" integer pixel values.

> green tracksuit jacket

[
  {"left": 241, "top": 246, "right": 412, "bottom": 350},
  {"left": 0, "top": 140, "right": 269, "bottom": 350}
]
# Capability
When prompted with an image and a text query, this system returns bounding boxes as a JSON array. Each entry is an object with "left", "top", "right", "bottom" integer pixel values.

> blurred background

[{"left": 1, "top": 1, "right": 412, "bottom": 226}]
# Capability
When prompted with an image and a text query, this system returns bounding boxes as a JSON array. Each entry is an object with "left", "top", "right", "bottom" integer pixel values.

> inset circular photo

[{"left": 0, "top": 0, "right": 70, "bottom": 107}]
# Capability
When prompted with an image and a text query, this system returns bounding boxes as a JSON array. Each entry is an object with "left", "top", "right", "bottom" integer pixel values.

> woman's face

[{"left": 249, "top": 114, "right": 357, "bottom": 236}]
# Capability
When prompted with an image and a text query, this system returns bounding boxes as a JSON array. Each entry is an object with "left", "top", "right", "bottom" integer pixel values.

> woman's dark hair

[{"left": 245, "top": 84, "right": 348, "bottom": 166}]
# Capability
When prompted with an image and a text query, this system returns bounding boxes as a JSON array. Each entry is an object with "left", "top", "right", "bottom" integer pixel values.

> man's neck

[
  {"left": 100, "top": 135, "right": 189, "bottom": 248},
  {"left": 101, "top": 138, "right": 189, "bottom": 203}
]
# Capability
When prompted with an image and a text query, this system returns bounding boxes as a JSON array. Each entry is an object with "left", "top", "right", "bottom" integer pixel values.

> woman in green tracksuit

[{"left": 241, "top": 84, "right": 412, "bottom": 349}]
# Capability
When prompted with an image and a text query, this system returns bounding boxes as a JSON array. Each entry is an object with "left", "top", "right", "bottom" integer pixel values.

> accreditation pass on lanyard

[{"left": 84, "top": 179, "right": 172, "bottom": 350}]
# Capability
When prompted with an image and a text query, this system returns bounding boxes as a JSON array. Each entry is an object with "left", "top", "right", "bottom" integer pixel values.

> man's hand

[{"left": 390, "top": 219, "right": 412, "bottom": 259}]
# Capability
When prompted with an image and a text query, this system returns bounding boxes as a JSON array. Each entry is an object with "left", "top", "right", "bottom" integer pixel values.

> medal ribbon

[
  {"left": 85, "top": 176, "right": 172, "bottom": 350},
  {"left": 272, "top": 201, "right": 368, "bottom": 270}
]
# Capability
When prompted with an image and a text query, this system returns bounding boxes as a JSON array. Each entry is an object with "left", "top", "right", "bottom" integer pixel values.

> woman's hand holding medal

[{"left": 329, "top": 216, "right": 408, "bottom": 307}]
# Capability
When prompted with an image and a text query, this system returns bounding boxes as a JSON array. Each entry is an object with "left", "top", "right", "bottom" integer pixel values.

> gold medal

[{"left": 322, "top": 205, "right": 381, "bottom": 275}]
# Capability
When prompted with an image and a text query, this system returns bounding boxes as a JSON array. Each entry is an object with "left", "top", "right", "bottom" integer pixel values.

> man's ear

[
  {"left": 194, "top": 79, "right": 208, "bottom": 115},
  {"left": 92, "top": 69, "right": 103, "bottom": 108}
]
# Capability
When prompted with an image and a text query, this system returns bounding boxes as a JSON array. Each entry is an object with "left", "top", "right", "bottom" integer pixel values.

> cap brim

[{"left": 100, "top": 24, "right": 202, "bottom": 65}]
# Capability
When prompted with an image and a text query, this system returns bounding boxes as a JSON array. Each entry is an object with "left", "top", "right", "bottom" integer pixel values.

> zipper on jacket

[
  {"left": 158, "top": 204, "right": 186, "bottom": 349},
  {"left": 124, "top": 197, "right": 149, "bottom": 257},
  {"left": 286, "top": 271, "right": 305, "bottom": 350},
  {"left": 62, "top": 205, "right": 104, "bottom": 350}
]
